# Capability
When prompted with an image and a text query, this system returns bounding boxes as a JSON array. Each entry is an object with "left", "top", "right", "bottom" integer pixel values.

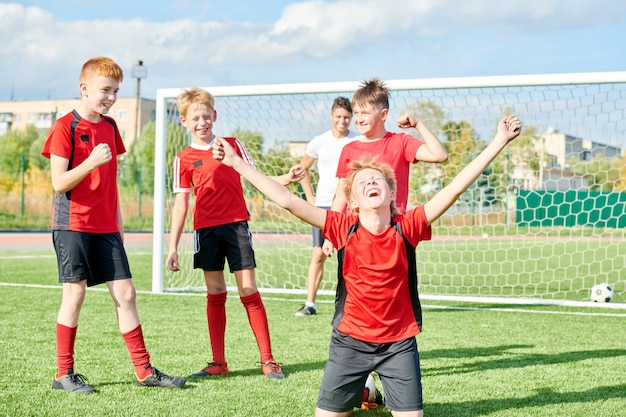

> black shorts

[
  {"left": 311, "top": 206, "right": 329, "bottom": 247},
  {"left": 52, "top": 230, "right": 132, "bottom": 287},
  {"left": 194, "top": 221, "right": 256, "bottom": 273},
  {"left": 317, "top": 329, "right": 423, "bottom": 413}
]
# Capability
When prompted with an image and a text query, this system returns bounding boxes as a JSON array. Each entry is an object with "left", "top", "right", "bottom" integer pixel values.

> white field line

[{"left": 1, "top": 281, "right": 625, "bottom": 317}]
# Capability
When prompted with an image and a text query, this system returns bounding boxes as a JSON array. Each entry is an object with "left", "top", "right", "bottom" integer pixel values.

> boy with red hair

[{"left": 42, "top": 56, "right": 185, "bottom": 393}]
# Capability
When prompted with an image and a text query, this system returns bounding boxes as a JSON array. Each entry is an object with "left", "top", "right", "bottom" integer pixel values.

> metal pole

[
  {"left": 135, "top": 77, "right": 141, "bottom": 140},
  {"left": 138, "top": 163, "right": 142, "bottom": 218},
  {"left": 20, "top": 153, "right": 25, "bottom": 216}
]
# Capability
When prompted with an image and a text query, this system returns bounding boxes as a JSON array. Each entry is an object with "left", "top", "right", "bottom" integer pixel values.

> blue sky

[{"left": 2, "top": 0, "right": 626, "bottom": 101}]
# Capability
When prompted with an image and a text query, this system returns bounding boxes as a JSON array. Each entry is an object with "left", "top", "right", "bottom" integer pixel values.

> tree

[
  {"left": 617, "top": 153, "right": 626, "bottom": 192},
  {"left": 442, "top": 120, "right": 483, "bottom": 184},
  {"left": 568, "top": 154, "right": 622, "bottom": 193},
  {"left": 403, "top": 100, "right": 448, "bottom": 134},
  {"left": 28, "top": 134, "right": 49, "bottom": 171},
  {"left": 232, "top": 128, "right": 300, "bottom": 197},
  {"left": 119, "top": 120, "right": 188, "bottom": 195},
  {"left": 119, "top": 121, "right": 156, "bottom": 194},
  {"left": 402, "top": 101, "right": 449, "bottom": 204},
  {"left": 0, "top": 125, "right": 40, "bottom": 191}
]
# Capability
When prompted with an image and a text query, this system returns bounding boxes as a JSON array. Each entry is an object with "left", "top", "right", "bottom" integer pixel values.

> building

[
  {"left": 0, "top": 97, "right": 156, "bottom": 149},
  {"left": 538, "top": 129, "right": 621, "bottom": 191},
  {"left": 541, "top": 128, "right": 622, "bottom": 169},
  {"left": 288, "top": 141, "right": 307, "bottom": 159}
]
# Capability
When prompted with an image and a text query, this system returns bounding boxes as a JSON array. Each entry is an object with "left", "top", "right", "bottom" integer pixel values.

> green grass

[{"left": 1, "top": 248, "right": 626, "bottom": 417}]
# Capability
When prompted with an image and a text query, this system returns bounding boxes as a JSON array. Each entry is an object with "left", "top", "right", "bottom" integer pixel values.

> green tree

[
  {"left": 120, "top": 121, "right": 156, "bottom": 194},
  {"left": 232, "top": 128, "right": 300, "bottom": 197},
  {"left": 442, "top": 120, "right": 483, "bottom": 183},
  {"left": 0, "top": 125, "right": 40, "bottom": 190},
  {"left": 403, "top": 100, "right": 449, "bottom": 204},
  {"left": 568, "top": 154, "right": 622, "bottom": 193},
  {"left": 28, "top": 134, "right": 49, "bottom": 171},
  {"left": 404, "top": 100, "right": 449, "bottom": 134},
  {"left": 119, "top": 120, "right": 187, "bottom": 195},
  {"left": 618, "top": 154, "right": 626, "bottom": 192}
]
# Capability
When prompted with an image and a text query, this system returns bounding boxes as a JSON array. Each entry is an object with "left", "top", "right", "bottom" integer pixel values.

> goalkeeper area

[{"left": 152, "top": 72, "right": 626, "bottom": 306}]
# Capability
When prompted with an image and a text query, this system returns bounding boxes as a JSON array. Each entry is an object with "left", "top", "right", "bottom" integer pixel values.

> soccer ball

[{"left": 590, "top": 283, "right": 614, "bottom": 303}]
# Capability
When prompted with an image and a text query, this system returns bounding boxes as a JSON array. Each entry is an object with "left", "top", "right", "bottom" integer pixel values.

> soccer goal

[{"left": 152, "top": 72, "right": 626, "bottom": 307}]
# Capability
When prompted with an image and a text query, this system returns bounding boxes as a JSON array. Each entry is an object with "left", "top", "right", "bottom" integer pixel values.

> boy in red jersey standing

[
  {"left": 167, "top": 87, "right": 303, "bottom": 380},
  {"left": 323, "top": 78, "right": 448, "bottom": 256},
  {"left": 212, "top": 115, "right": 521, "bottom": 416},
  {"left": 42, "top": 56, "right": 185, "bottom": 393}
]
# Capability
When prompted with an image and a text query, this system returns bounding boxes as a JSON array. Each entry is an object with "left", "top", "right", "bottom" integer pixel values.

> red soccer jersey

[
  {"left": 41, "top": 111, "right": 126, "bottom": 233},
  {"left": 323, "top": 206, "right": 432, "bottom": 343},
  {"left": 335, "top": 132, "right": 423, "bottom": 214},
  {"left": 172, "top": 137, "right": 254, "bottom": 230}
]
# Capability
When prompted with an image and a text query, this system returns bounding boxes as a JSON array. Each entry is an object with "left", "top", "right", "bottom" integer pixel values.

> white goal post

[{"left": 152, "top": 72, "right": 626, "bottom": 307}]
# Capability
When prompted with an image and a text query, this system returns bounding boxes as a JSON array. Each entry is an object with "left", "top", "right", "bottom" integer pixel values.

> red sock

[
  {"left": 121, "top": 325, "right": 152, "bottom": 379},
  {"left": 207, "top": 292, "right": 227, "bottom": 364},
  {"left": 240, "top": 291, "right": 273, "bottom": 362},
  {"left": 56, "top": 323, "right": 77, "bottom": 378}
]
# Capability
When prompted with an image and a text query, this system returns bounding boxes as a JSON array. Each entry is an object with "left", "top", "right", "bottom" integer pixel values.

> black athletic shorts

[
  {"left": 193, "top": 221, "right": 256, "bottom": 272},
  {"left": 317, "top": 328, "right": 423, "bottom": 413},
  {"left": 52, "top": 230, "right": 132, "bottom": 287},
  {"left": 311, "top": 206, "right": 330, "bottom": 247}
]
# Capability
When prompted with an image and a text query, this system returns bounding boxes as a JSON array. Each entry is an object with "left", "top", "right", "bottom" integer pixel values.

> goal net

[{"left": 152, "top": 73, "right": 626, "bottom": 306}]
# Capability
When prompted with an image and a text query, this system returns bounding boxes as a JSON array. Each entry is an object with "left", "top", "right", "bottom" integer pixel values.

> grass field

[{"left": 1, "top": 246, "right": 626, "bottom": 417}]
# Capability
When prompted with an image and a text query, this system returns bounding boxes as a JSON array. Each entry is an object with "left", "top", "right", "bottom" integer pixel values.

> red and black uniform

[
  {"left": 173, "top": 137, "right": 254, "bottom": 229},
  {"left": 41, "top": 110, "right": 125, "bottom": 233},
  {"left": 317, "top": 206, "right": 431, "bottom": 412},
  {"left": 324, "top": 206, "right": 431, "bottom": 342},
  {"left": 42, "top": 110, "right": 156, "bottom": 382}
]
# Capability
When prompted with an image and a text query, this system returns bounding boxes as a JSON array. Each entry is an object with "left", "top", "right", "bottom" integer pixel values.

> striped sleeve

[
  {"left": 172, "top": 155, "right": 190, "bottom": 194},
  {"left": 233, "top": 138, "right": 257, "bottom": 170}
]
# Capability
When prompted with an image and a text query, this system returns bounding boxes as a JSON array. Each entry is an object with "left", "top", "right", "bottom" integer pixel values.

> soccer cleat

[
  {"left": 295, "top": 305, "right": 317, "bottom": 316},
  {"left": 135, "top": 367, "right": 186, "bottom": 388},
  {"left": 361, "top": 387, "right": 384, "bottom": 410},
  {"left": 52, "top": 369, "right": 96, "bottom": 394},
  {"left": 260, "top": 361, "right": 285, "bottom": 380},
  {"left": 189, "top": 361, "right": 229, "bottom": 378},
  {"left": 361, "top": 373, "right": 384, "bottom": 410}
]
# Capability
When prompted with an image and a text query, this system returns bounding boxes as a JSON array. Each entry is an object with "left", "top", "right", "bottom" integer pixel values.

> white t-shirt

[{"left": 305, "top": 130, "right": 360, "bottom": 206}]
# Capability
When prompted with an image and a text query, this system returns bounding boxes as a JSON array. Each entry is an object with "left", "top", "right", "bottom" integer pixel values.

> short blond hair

[
  {"left": 177, "top": 87, "right": 215, "bottom": 118},
  {"left": 344, "top": 156, "right": 399, "bottom": 216},
  {"left": 351, "top": 78, "right": 389, "bottom": 112},
  {"left": 79, "top": 56, "right": 123, "bottom": 83}
]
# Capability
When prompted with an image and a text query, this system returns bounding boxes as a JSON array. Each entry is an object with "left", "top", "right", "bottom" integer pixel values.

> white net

[{"left": 153, "top": 74, "right": 626, "bottom": 305}]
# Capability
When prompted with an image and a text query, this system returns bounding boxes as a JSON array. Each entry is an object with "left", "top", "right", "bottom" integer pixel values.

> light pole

[
  {"left": 131, "top": 60, "right": 147, "bottom": 141},
  {"left": 131, "top": 60, "right": 147, "bottom": 218}
]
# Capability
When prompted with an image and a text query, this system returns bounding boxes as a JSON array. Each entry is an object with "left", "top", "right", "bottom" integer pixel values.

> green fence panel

[{"left": 516, "top": 190, "right": 626, "bottom": 228}]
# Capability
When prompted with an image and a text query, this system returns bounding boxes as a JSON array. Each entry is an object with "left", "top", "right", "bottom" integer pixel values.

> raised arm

[
  {"left": 397, "top": 114, "right": 448, "bottom": 163},
  {"left": 269, "top": 164, "right": 305, "bottom": 186},
  {"left": 213, "top": 137, "right": 326, "bottom": 229},
  {"left": 423, "top": 115, "right": 521, "bottom": 224}
]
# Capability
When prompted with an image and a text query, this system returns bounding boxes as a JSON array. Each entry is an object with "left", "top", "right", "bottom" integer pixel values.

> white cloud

[{"left": 0, "top": 0, "right": 624, "bottom": 100}]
